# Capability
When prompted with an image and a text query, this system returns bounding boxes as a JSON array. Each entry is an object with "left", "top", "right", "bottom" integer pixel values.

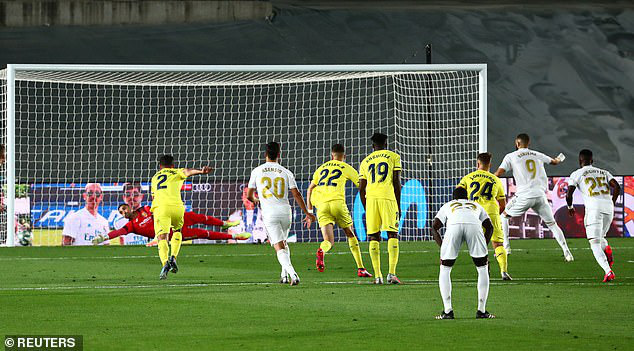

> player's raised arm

[
  {"left": 183, "top": 166, "right": 212, "bottom": 177},
  {"left": 549, "top": 153, "right": 566, "bottom": 165}
]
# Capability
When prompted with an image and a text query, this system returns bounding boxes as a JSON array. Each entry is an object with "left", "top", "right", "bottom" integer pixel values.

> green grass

[{"left": 0, "top": 238, "right": 633, "bottom": 350}]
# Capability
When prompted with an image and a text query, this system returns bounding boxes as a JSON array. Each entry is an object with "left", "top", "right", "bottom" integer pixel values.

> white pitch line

[
  {"left": 2, "top": 276, "right": 632, "bottom": 292},
  {"left": 1, "top": 246, "right": 633, "bottom": 261}
]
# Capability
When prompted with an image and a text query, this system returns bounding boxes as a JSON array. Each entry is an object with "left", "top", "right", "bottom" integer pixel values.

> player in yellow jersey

[
  {"left": 458, "top": 152, "right": 511, "bottom": 280},
  {"left": 151, "top": 154, "right": 211, "bottom": 280},
  {"left": 359, "top": 133, "right": 402, "bottom": 284},
  {"left": 306, "top": 144, "right": 373, "bottom": 278}
]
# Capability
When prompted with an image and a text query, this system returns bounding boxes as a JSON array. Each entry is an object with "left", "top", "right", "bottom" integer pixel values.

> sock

[
  {"left": 320, "top": 240, "right": 333, "bottom": 253},
  {"left": 590, "top": 239, "right": 611, "bottom": 274},
  {"left": 276, "top": 249, "right": 297, "bottom": 277},
  {"left": 501, "top": 216, "right": 510, "bottom": 250},
  {"left": 347, "top": 236, "right": 364, "bottom": 269},
  {"left": 600, "top": 238, "right": 608, "bottom": 250},
  {"left": 185, "top": 212, "right": 224, "bottom": 227},
  {"left": 494, "top": 246, "right": 508, "bottom": 273},
  {"left": 183, "top": 227, "right": 233, "bottom": 240},
  {"left": 170, "top": 231, "right": 183, "bottom": 258},
  {"left": 546, "top": 222, "right": 570, "bottom": 253},
  {"left": 476, "top": 264, "right": 489, "bottom": 312},
  {"left": 439, "top": 265, "right": 453, "bottom": 313},
  {"left": 369, "top": 240, "right": 382, "bottom": 278},
  {"left": 388, "top": 238, "right": 399, "bottom": 275},
  {"left": 158, "top": 239, "right": 169, "bottom": 265}
]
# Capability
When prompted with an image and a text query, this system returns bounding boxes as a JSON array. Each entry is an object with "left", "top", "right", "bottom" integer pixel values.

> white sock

[
  {"left": 476, "top": 264, "right": 489, "bottom": 313},
  {"left": 600, "top": 238, "right": 608, "bottom": 250},
  {"left": 276, "top": 249, "right": 297, "bottom": 277},
  {"left": 439, "top": 265, "right": 453, "bottom": 313},
  {"left": 546, "top": 222, "right": 570, "bottom": 253},
  {"left": 501, "top": 216, "right": 511, "bottom": 250},
  {"left": 589, "top": 239, "right": 611, "bottom": 274}
]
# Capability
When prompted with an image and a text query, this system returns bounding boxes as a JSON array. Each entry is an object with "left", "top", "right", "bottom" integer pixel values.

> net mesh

[{"left": 0, "top": 68, "right": 482, "bottom": 245}]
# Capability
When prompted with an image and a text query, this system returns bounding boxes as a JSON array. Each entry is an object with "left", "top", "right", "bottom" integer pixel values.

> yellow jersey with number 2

[{"left": 150, "top": 168, "right": 188, "bottom": 211}]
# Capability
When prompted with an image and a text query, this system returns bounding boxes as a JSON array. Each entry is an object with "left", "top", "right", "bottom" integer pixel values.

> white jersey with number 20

[
  {"left": 248, "top": 162, "right": 298, "bottom": 218},
  {"left": 499, "top": 148, "right": 552, "bottom": 198}
]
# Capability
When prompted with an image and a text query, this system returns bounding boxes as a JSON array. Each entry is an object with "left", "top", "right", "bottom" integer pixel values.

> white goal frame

[{"left": 3, "top": 63, "right": 487, "bottom": 247}]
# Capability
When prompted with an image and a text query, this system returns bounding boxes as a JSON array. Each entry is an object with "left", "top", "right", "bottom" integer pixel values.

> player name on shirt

[
  {"left": 516, "top": 151, "right": 538, "bottom": 158},
  {"left": 261, "top": 167, "right": 285, "bottom": 174},
  {"left": 320, "top": 161, "right": 346, "bottom": 169},
  {"left": 365, "top": 152, "right": 393, "bottom": 162},
  {"left": 466, "top": 173, "right": 497, "bottom": 182}
]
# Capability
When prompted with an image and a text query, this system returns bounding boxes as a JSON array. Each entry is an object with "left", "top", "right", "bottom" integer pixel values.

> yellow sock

[
  {"left": 347, "top": 236, "right": 364, "bottom": 269},
  {"left": 170, "top": 231, "right": 183, "bottom": 258},
  {"left": 495, "top": 246, "right": 508, "bottom": 273},
  {"left": 158, "top": 239, "right": 169, "bottom": 265},
  {"left": 369, "top": 240, "right": 382, "bottom": 278},
  {"left": 320, "top": 240, "right": 333, "bottom": 253},
  {"left": 387, "top": 238, "right": 399, "bottom": 275}
]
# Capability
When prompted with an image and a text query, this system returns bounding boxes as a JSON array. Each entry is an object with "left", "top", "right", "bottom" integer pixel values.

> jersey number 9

[{"left": 525, "top": 159, "right": 537, "bottom": 179}]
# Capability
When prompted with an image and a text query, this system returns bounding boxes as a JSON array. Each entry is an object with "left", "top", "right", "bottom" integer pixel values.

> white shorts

[
  {"left": 504, "top": 194, "right": 555, "bottom": 224},
  {"left": 440, "top": 223, "right": 488, "bottom": 260},
  {"left": 263, "top": 212, "right": 292, "bottom": 246},
  {"left": 584, "top": 209, "right": 613, "bottom": 240}
]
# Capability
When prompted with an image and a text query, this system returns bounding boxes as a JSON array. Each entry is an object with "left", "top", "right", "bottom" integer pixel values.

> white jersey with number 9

[
  {"left": 499, "top": 148, "right": 552, "bottom": 198},
  {"left": 248, "top": 162, "right": 298, "bottom": 218}
]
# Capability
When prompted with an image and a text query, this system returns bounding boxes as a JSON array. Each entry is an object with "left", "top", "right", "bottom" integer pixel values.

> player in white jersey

[
  {"left": 247, "top": 142, "right": 316, "bottom": 285},
  {"left": 432, "top": 187, "right": 495, "bottom": 320},
  {"left": 495, "top": 133, "right": 574, "bottom": 262},
  {"left": 62, "top": 183, "right": 111, "bottom": 246},
  {"left": 566, "top": 149, "right": 620, "bottom": 282}
]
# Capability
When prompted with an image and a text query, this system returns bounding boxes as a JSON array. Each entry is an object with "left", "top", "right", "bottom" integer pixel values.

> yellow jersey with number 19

[
  {"left": 150, "top": 168, "right": 188, "bottom": 211},
  {"left": 359, "top": 149, "right": 401, "bottom": 201},
  {"left": 310, "top": 160, "right": 359, "bottom": 207},
  {"left": 457, "top": 170, "right": 505, "bottom": 216}
]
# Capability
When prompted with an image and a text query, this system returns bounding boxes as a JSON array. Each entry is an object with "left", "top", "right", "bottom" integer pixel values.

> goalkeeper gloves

[{"left": 91, "top": 234, "right": 109, "bottom": 245}]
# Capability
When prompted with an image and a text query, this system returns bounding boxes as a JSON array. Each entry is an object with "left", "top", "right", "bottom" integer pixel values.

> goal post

[{"left": 1, "top": 64, "right": 487, "bottom": 246}]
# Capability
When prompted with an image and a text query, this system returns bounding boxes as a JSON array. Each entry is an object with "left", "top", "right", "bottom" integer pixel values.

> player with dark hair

[
  {"left": 495, "top": 133, "right": 573, "bottom": 261},
  {"left": 306, "top": 144, "right": 372, "bottom": 277},
  {"left": 359, "top": 133, "right": 402, "bottom": 284},
  {"left": 458, "top": 152, "right": 510, "bottom": 280},
  {"left": 432, "top": 187, "right": 495, "bottom": 319},
  {"left": 566, "top": 149, "right": 620, "bottom": 282},
  {"left": 247, "top": 142, "right": 315, "bottom": 285},
  {"left": 152, "top": 154, "right": 212, "bottom": 280},
  {"left": 93, "top": 204, "right": 249, "bottom": 244}
]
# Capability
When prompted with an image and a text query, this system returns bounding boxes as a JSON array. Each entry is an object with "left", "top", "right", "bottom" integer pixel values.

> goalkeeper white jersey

[
  {"left": 500, "top": 148, "right": 552, "bottom": 198},
  {"left": 569, "top": 165, "right": 615, "bottom": 213},
  {"left": 248, "top": 162, "right": 298, "bottom": 218}
]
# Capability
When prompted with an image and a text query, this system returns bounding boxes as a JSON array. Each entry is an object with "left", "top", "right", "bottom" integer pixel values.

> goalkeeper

[{"left": 93, "top": 204, "right": 250, "bottom": 244}]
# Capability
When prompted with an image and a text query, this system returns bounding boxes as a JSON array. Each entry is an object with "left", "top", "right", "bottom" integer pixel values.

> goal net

[{"left": 0, "top": 65, "right": 486, "bottom": 246}]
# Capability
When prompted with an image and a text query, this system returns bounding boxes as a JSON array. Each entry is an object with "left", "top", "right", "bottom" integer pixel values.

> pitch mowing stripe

[
  {"left": 2, "top": 277, "right": 632, "bottom": 291},
  {"left": 2, "top": 246, "right": 633, "bottom": 261}
]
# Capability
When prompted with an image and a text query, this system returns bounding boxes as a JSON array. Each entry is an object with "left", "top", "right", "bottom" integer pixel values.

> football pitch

[{"left": 1, "top": 238, "right": 632, "bottom": 350}]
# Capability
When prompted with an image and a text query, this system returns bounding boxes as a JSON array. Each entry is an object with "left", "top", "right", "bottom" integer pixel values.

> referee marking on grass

[{"left": 2, "top": 246, "right": 634, "bottom": 261}]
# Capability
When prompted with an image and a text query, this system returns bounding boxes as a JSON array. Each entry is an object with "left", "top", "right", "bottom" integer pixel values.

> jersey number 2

[{"left": 156, "top": 175, "right": 168, "bottom": 190}]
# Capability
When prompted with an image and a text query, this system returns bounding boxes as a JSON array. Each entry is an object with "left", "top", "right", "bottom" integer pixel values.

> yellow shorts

[
  {"left": 316, "top": 200, "right": 353, "bottom": 229},
  {"left": 152, "top": 205, "right": 185, "bottom": 237},
  {"left": 365, "top": 198, "right": 399, "bottom": 234},
  {"left": 489, "top": 215, "right": 504, "bottom": 243}
]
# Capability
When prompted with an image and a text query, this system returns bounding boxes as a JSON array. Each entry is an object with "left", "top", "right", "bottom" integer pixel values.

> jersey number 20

[{"left": 262, "top": 177, "right": 285, "bottom": 199}]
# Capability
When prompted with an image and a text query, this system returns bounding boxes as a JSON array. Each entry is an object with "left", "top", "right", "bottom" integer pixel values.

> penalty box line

[
  {"left": 2, "top": 246, "right": 634, "bottom": 261},
  {"left": 2, "top": 277, "right": 632, "bottom": 292}
]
